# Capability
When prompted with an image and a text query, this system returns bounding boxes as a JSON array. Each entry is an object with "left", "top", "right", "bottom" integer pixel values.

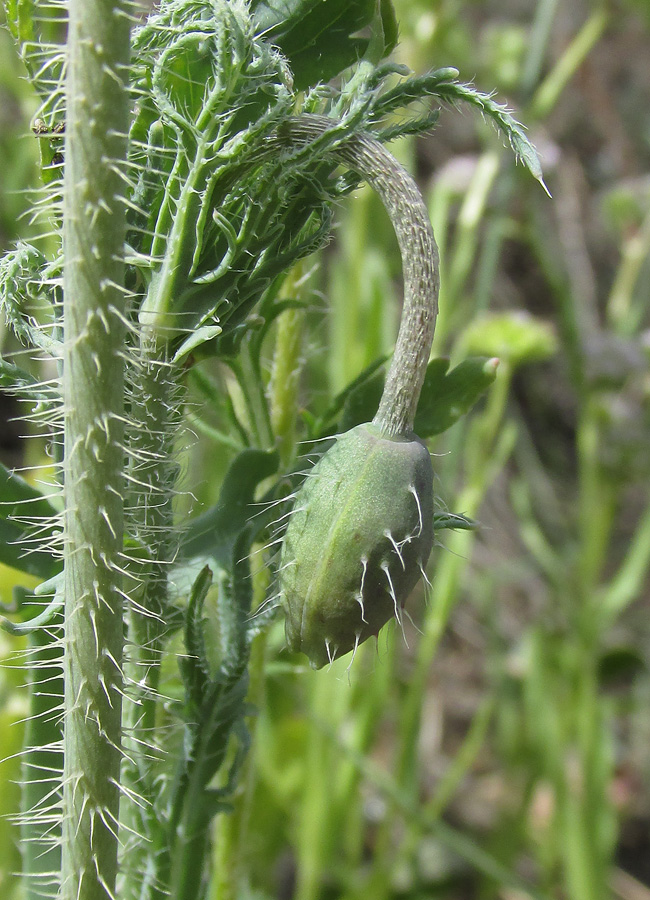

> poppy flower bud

[{"left": 280, "top": 423, "right": 434, "bottom": 668}]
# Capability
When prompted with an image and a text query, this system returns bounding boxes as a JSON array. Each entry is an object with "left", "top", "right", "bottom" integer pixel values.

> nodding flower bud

[{"left": 280, "top": 423, "right": 434, "bottom": 668}]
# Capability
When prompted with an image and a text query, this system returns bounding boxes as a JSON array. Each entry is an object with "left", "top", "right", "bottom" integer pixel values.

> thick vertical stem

[{"left": 62, "top": 3, "right": 131, "bottom": 900}]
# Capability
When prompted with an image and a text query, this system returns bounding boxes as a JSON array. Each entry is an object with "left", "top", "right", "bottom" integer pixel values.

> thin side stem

[
  {"left": 61, "top": 3, "right": 131, "bottom": 899},
  {"left": 21, "top": 612, "right": 64, "bottom": 900},
  {"left": 280, "top": 115, "right": 439, "bottom": 437},
  {"left": 119, "top": 349, "right": 181, "bottom": 900},
  {"left": 270, "top": 263, "right": 308, "bottom": 464}
]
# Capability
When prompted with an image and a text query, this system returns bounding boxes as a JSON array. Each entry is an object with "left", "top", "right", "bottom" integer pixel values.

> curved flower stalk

[
  {"left": 275, "top": 117, "right": 439, "bottom": 666},
  {"left": 277, "top": 114, "right": 439, "bottom": 437}
]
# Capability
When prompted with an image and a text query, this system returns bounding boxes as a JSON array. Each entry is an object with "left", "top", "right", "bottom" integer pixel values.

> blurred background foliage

[{"left": 2, "top": 0, "right": 650, "bottom": 898}]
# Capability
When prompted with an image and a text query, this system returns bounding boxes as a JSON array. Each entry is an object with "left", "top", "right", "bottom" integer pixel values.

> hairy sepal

[{"left": 280, "top": 423, "right": 434, "bottom": 668}]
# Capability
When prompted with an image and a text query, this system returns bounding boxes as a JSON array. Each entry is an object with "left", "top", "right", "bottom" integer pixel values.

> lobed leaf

[
  {"left": 414, "top": 356, "right": 500, "bottom": 437},
  {"left": 180, "top": 447, "right": 279, "bottom": 564},
  {"left": 367, "top": 67, "right": 547, "bottom": 189},
  {"left": 251, "top": 0, "right": 398, "bottom": 91},
  {"left": 328, "top": 356, "right": 498, "bottom": 437}
]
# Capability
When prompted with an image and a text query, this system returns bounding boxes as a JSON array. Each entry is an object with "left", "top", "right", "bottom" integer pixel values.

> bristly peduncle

[{"left": 278, "top": 114, "right": 439, "bottom": 437}]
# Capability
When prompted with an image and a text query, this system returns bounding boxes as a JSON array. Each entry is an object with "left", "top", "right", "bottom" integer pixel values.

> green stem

[
  {"left": 279, "top": 115, "right": 439, "bottom": 437},
  {"left": 61, "top": 3, "right": 131, "bottom": 899},
  {"left": 119, "top": 349, "right": 181, "bottom": 900},
  {"left": 21, "top": 609, "right": 64, "bottom": 900},
  {"left": 270, "top": 265, "right": 308, "bottom": 466},
  {"left": 576, "top": 398, "right": 617, "bottom": 599}
]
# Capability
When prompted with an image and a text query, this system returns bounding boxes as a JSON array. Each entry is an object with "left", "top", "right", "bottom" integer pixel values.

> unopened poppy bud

[{"left": 280, "top": 423, "right": 434, "bottom": 668}]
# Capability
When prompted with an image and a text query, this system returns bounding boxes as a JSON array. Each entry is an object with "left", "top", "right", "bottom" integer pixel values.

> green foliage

[
  {"left": 180, "top": 448, "right": 279, "bottom": 564},
  {"left": 0, "top": 463, "right": 60, "bottom": 580},
  {"left": 250, "top": 0, "right": 398, "bottom": 90},
  {"left": 414, "top": 356, "right": 499, "bottom": 436},
  {"left": 0, "top": 1, "right": 597, "bottom": 899},
  {"left": 461, "top": 311, "right": 557, "bottom": 367}
]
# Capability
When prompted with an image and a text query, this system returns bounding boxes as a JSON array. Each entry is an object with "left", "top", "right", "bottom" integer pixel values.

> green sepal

[{"left": 280, "top": 423, "right": 434, "bottom": 668}]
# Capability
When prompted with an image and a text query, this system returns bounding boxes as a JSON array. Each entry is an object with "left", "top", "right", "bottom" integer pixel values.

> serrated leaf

[
  {"left": 5, "top": 0, "right": 35, "bottom": 45},
  {"left": 414, "top": 357, "right": 499, "bottom": 437},
  {"left": 180, "top": 448, "right": 279, "bottom": 564},
  {"left": 251, "top": 0, "right": 397, "bottom": 91},
  {"left": 0, "top": 463, "right": 61, "bottom": 580},
  {"left": 330, "top": 357, "right": 497, "bottom": 438}
]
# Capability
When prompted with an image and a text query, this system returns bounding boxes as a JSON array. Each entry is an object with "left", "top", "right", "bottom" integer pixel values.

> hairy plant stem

[
  {"left": 61, "top": 3, "right": 131, "bottom": 899},
  {"left": 21, "top": 611, "right": 64, "bottom": 900},
  {"left": 119, "top": 345, "right": 181, "bottom": 900},
  {"left": 279, "top": 115, "right": 439, "bottom": 437}
]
